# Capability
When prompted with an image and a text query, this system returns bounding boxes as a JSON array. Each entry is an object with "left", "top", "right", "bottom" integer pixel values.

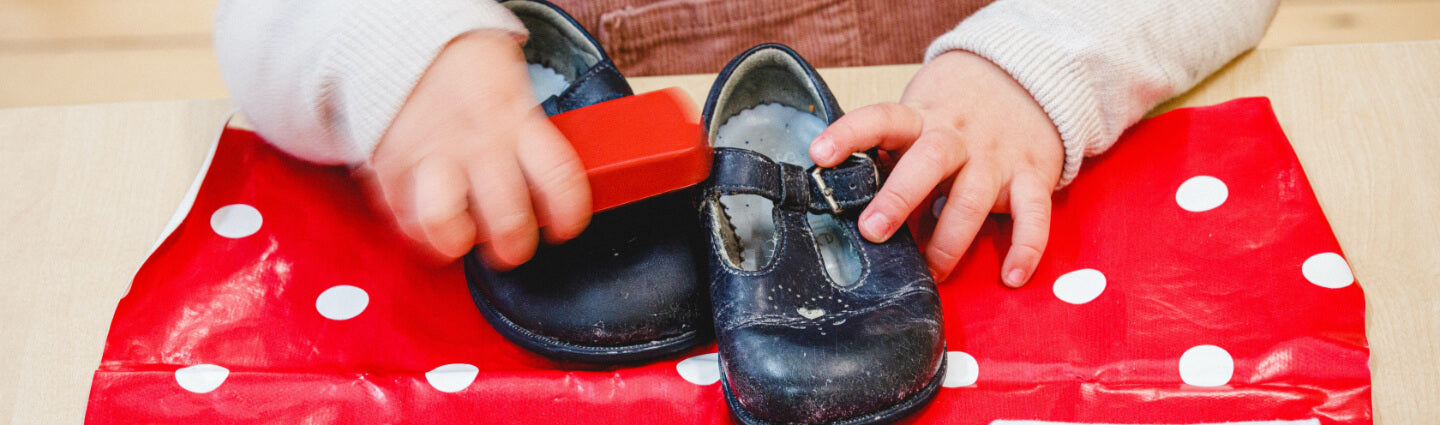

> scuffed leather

[
  {"left": 467, "top": 191, "right": 706, "bottom": 346},
  {"left": 701, "top": 44, "right": 945, "bottom": 425},
  {"left": 465, "top": 0, "right": 707, "bottom": 362}
]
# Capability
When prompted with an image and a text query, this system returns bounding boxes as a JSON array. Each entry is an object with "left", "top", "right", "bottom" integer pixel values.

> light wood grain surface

[
  {"left": 2, "top": 41, "right": 1438, "bottom": 424},
  {"left": 3, "top": 0, "right": 1440, "bottom": 108}
]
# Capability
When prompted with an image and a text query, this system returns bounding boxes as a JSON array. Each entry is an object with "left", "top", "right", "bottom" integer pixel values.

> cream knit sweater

[{"left": 214, "top": 0, "right": 1277, "bottom": 186}]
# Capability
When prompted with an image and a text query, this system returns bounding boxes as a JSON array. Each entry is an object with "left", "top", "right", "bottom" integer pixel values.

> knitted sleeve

[
  {"left": 926, "top": 0, "right": 1279, "bottom": 186},
  {"left": 213, "top": 0, "right": 527, "bottom": 164}
]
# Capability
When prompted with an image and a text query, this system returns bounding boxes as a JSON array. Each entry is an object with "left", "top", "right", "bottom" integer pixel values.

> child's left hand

[{"left": 809, "top": 50, "right": 1063, "bottom": 287}]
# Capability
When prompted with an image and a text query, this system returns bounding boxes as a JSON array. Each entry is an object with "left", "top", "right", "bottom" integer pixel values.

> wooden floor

[{"left": 2, "top": 0, "right": 1439, "bottom": 109}]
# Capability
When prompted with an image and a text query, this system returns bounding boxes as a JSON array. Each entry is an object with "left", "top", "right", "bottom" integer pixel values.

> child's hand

[
  {"left": 364, "top": 31, "right": 592, "bottom": 270},
  {"left": 809, "top": 51, "right": 1063, "bottom": 287}
]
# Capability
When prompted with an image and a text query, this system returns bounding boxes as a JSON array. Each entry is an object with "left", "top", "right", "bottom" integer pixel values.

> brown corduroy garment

[{"left": 546, "top": 0, "right": 994, "bottom": 76}]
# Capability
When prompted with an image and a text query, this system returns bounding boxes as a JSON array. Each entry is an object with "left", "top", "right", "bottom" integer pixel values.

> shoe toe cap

[
  {"left": 721, "top": 301, "right": 943, "bottom": 424},
  {"left": 475, "top": 237, "right": 706, "bottom": 345},
  {"left": 468, "top": 197, "right": 708, "bottom": 347}
]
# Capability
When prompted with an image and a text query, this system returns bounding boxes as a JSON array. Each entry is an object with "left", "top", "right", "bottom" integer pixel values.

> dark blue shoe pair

[{"left": 463, "top": 2, "right": 945, "bottom": 423}]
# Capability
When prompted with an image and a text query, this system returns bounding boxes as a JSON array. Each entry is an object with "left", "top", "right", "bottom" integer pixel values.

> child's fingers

[
  {"left": 409, "top": 159, "right": 480, "bottom": 259},
  {"left": 810, "top": 102, "right": 923, "bottom": 167},
  {"left": 924, "top": 165, "right": 1001, "bottom": 281},
  {"left": 466, "top": 153, "right": 540, "bottom": 271},
  {"left": 368, "top": 164, "right": 421, "bottom": 245},
  {"left": 1000, "top": 172, "right": 1052, "bottom": 288},
  {"left": 515, "top": 117, "right": 593, "bottom": 244},
  {"left": 377, "top": 161, "right": 440, "bottom": 255},
  {"left": 859, "top": 127, "right": 967, "bottom": 243}
]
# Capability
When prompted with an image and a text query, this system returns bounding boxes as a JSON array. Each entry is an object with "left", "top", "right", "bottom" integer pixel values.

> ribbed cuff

[
  {"left": 925, "top": 10, "right": 1105, "bottom": 188},
  {"left": 324, "top": 0, "right": 527, "bottom": 163}
]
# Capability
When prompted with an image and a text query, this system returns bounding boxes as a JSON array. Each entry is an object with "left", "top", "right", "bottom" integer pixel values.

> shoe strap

[
  {"left": 541, "top": 60, "right": 634, "bottom": 116},
  {"left": 706, "top": 147, "right": 879, "bottom": 214}
]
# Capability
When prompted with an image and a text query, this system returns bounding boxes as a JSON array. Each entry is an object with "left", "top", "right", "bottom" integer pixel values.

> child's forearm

[
  {"left": 214, "top": 0, "right": 527, "bottom": 165},
  {"left": 927, "top": 0, "right": 1279, "bottom": 186}
]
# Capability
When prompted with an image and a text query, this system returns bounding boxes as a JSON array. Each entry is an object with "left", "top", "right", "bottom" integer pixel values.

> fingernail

[
  {"left": 1005, "top": 268, "right": 1027, "bottom": 287},
  {"left": 862, "top": 212, "right": 890, "bottom": 240},
  {"left": 811, "top": 137, "right": 834, "bottom": 162}
]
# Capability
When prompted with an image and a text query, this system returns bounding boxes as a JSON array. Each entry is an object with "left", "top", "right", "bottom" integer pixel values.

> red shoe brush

[{"left": 549, "top": 87, "right": 710, "bottom": 212}]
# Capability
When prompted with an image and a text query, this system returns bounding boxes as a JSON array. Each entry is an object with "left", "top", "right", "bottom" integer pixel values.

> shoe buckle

[{"left": 810, "top": 153, "right": 876, "bottom": 214}]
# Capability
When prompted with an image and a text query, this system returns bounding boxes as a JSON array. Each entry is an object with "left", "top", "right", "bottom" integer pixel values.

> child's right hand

[
  {"left": 809, "top": 51, "right": 1063, "bottom": 287},
  {"left": 363, "top": 30, "right": 592, "bottom": 270}
]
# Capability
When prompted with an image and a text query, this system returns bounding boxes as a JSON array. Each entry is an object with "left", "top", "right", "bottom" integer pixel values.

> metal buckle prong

[
  {"left": 810, "top": 153, "right": 873, "bottom": 214},
  {"left": 810, "top": 166, "right": 841, "bottom": 213}
]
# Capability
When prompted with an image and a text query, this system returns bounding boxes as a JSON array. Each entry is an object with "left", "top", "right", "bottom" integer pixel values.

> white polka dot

[
  {"left": 210, "top": 204, "right": 262, "bottom": 238},
  {"left": 1053, "top": 268, "right": 1106, "bottom": 305},
  {"left": 1175, "top": 176, "right": 1228, "bottom": 212},
  {"left": 942, "top": 351, "right": 979, "bottom": 388},
  {"left": 175, "top": 364, "right": 229, "bottom": 393},
  {"left": 425, "top": 363, "right": 479, "bottom": 393},
  {"left": 1179, "top": 345, "right": 1233, "bottom": 387},
  {"left": 931, "top": 195, "right": 947, "bottom": 218},
  {"left": 316, "top": 285, "right": 368, "bottom": 320},
  {"left": 1303, "top": 252, "right": 1354, "bottom": 289},
  {"left": 676, "top": 353, "right": 721, "bottom": 385}
]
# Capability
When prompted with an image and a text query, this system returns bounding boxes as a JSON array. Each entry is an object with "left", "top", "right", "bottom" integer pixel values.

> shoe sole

[
  {"left": 465, "top": 263, "right": 709, "bottom": 364},
  {"left": 721, "top": 352, "right": 947, "bottom": 425}
]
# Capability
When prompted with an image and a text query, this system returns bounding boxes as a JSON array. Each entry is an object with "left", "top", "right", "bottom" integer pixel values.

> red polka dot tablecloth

[{"left": 85, "top": 97, "right": 1371, "bottom": 424}]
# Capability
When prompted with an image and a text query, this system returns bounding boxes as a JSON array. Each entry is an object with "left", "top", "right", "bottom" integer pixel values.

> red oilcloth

[{"left": 86, "top": 97, "right": 1370, "bottom": 424}]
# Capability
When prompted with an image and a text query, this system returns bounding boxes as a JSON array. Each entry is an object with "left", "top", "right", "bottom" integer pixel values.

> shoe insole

[
  {"left": 714, "top": 104, "right": 862, "bottom": 286},
  {"left": 528, "top": 64, "right": 570, "bottom": 103}
]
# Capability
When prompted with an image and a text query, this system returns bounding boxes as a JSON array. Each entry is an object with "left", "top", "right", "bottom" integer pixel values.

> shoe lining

[
  {"left": 706, "top": 49, "right": 829, "bottom": 144},
  {"left": 508, "top": 1, "right": 602, "bottom": 81}
]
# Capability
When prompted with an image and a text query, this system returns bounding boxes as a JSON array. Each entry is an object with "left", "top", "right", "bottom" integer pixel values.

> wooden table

[{"left": 2, "top": 40, "right": 1436, "bottom": 424}]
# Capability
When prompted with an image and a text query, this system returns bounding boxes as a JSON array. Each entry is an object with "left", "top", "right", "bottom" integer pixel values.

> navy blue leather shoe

[
  {"left": 462, "top": 0, "right": 709, "bottom": 364},
  {"left": 699, "top": 44, "right": 946, "bottom": 425}
]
